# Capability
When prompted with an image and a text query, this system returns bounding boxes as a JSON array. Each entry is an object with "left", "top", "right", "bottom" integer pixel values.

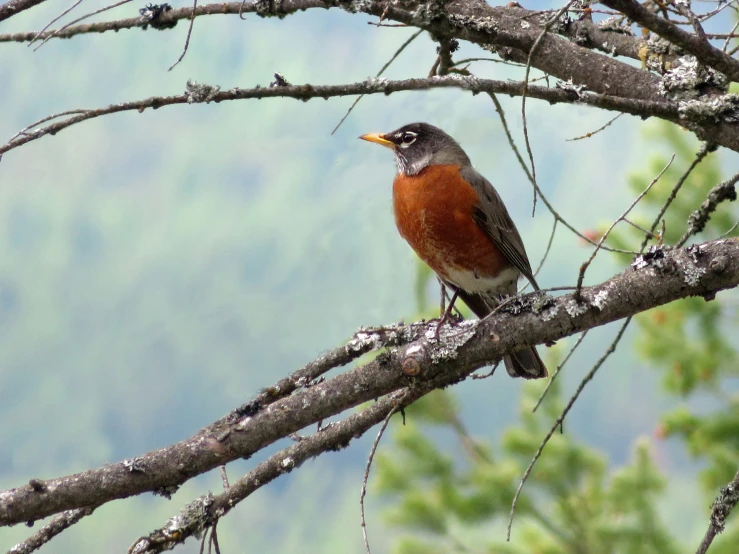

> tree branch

[
  {"left": 8, "top": 508, "right": 95, "bottom": 554},
  {"left": 696, "top": 468, "right": 739, "bottom": 554},
  {"left": 0, "top": 0, "right": 47, "bottom": 22},
  {"left": 4, "top": 73, "right": 739, "bottom": 159},
  {"left": 128, "top": 388, "right": 424, "bottom": 553},
  {"left": 677, "top": 172, "right": 739, "bottom": 248},
  {"left": 601, "top": 0, "right": 739, "bottom": 82},
  {"left": 2, "top": 237, "right": 739, "bottom": 529},
  {"left": 0, "top": 0, "right": 667, "bottom": 99}
]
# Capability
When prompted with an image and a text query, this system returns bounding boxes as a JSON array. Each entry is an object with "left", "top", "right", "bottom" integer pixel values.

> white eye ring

[{"left": 399, "top": 132, "right": 417, "bottom": 148}]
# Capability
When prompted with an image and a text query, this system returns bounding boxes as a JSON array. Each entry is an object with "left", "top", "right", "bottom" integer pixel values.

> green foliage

[{"left": 377, "top": 376, "right": 680, "bottom": 553}]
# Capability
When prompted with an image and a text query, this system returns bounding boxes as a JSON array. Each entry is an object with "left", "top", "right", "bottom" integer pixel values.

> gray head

[{"left": 360, "top": 122, "right": 471, "bottom": 176}]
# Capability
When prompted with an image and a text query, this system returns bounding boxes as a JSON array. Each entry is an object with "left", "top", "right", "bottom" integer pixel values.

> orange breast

[{"left": 393, "top": 165, "right": 507, "bottom": 282}]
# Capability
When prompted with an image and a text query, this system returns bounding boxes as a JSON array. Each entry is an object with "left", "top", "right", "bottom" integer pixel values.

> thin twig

[
  {"left": 575, "top": 155, "right": 674, "bottom": 298},
  {"left": 719, "top": 219, "right": 739, "bottom": 239},
  {"left": 28, "top": 0, "right": 84, "bottom": 47},
  {"left": 520, "top": 0, "right": 578, "bottom": 216},
  {"left": 32, "top": 0, "right": 131, "bottom": 51},
  {"left": 721, "top": 18, "right": 739, "bottom": 52},
  {"left": 219, "top": 466, "right": 230, "bottom": 490},
  {"left": 507, "top": 317, "right": 632, "bottom": 540},
  {"left": 6, "top": 109, "right": 91, "bottom": 143},
  {"left": 168, "top": 0, "right": 198, "bottom": 71},
  {"left": 534, "top": 218, "right": 557, "bottom": 278},
  {"left": 453, "top": 56, "right": 525, "bottom": 68},
  {"left": 622, "top": 217, "right": 657, "bottom": 238},
  {"left": 532, "top": 330, "right": 589, "bottom": 413},
  {"left": 360, "top": 399, "right": 405, "bottom": 554},
  {"left": 331, "top": 29, "right": 423, "bottom": 135},
  {"left": 487, "top": 92, "right": 534, "bottom": 188},
  {"left": 566, "top": 113, "right": 623, "bottom": 141},
  {"left": 642, "top": 143, "right": 713, "bottom": 251},
  {"left": 520, "top": 218, "right": 557, "bottom": 294},
  {"left": 486, "top": 92, "right": 634, "bottom": 255}
]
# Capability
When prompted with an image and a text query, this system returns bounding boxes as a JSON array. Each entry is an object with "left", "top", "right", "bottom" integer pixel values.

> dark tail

[
  {"left": 503, "top": 348, "right": 548, "bottom": 380},
  {"left": 455, "top": 289, "right": 548, "bottom": 379}
]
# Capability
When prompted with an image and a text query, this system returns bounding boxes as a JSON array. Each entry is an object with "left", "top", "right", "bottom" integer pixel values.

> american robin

[{"left": 360, "top": 122, "right": 547, "bottom": 379}]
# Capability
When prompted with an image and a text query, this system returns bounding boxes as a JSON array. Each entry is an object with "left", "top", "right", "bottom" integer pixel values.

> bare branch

[
  {"left": 566, "top": 113, "right": 624, "bottom": 141},
  {"left": 508, "top": 317, "right": 633, "bottom": 540},
  {"left": 168, "top": 0, "right": 198, "bottom": 71},
  {"left": 32, "top": 0, "right": 133, "bottom": 51},
  {"left": 2, "top": 238, "right": 739, "bottom": 529},
  {"left": 331, "top": 29, "right": 424, "bottom": 135},
  {"left": 127, "top": 388, "right": 424, "bottom": 553},
  {"left": 28, "top": 0, "right": 85, "bottom": 48},
  {"left": 8, "top": 507, "right": 95, "bottom": 554},
  {"left": 677, "top": 171, "right": 739, "bottom": 247},
  {"left": 601, "top": 0, "right": 739, "bottom": 81},
  {"left": 644, "top": 143, "right": 714, "bottom": 251},
  {"left": 0, "top": 76, "right": 696, "bottom": 160},
  {"left": 520, "top": 0, "right": 578, "bottom": 216},
  {"left": 532, "top": 330, "right": 589, "bottom": 413},
  {"left": 361, "top": 400, "right": 405, "bottom": 554},
  {"left": 575, "top": 154, "right": 675, "bottom": 298},
  {"left": 0, "top": 0, "right": 47, "bottom": 22},
  {"left": 0, "top": 0, "right": 663, "bottom": 100}
]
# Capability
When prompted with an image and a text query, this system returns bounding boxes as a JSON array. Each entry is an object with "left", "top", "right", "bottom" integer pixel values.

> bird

[{"left": 359, "top": 122, "right": 547, "bottom": 379}]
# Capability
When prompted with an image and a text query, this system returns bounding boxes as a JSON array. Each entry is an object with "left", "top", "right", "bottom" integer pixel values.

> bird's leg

[
  {"left": 435, "top": 288, "right": 460, "bottom": 339},
  {"left": 438, "top": 280, "right": 447, "bottom": 315}
]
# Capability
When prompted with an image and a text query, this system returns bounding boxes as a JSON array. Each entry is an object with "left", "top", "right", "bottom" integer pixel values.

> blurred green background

[{"left": 1, "top": 2, "right": 739, "bottom": 552}]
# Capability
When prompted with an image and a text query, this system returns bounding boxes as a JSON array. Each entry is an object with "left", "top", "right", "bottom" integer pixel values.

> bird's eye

[{"left": 400, "top": 132, "right": 417, "bottom": 146}]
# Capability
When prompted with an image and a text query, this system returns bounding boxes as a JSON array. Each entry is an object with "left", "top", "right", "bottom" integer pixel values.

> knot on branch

[
  {"left": 660, "top": 55, "right": 728, "bottom": 100},
  {"left": 498, "top": 291, "right": 555, "bottom": 316},
  {"left": 184, "top": 80, "right": 221, "bottom": 103},
  {"left": 539, "top": 8, "right": 571, "bottom": 34},
  {"left": 139, "top": 3, "right": 176, "bottom": 30},
  {"left": 597, "top": 15, "right": 633, "bottom": 36},
  {"left": 639, "top": 35, "right": 676, "bottom": 74},
  {"left": 555, "top": 78, "right": 587, "bottom": 98},
  {"left": 631, "top": 244, "right": 667, "bottom": 271},
  {"left": 413, "top": 0, "right": 449, "bottom": 23},
  {"left": 123, "top": 457, "right": 146, "bottom": 473},
  {"left": 129, "top": 493, "right": 221, "bottom": 553},
  {"left": 679, "top": 94, "right": 739, "bottom": 124},
  {"left": 710, "top": 480, "right": 739, "bottom": 533},
  {"left": 686, "top": 180, "right": 738, "bottom": 235},
  {"left": 270, "top": 73, "right": 291, "bottom": 87}
]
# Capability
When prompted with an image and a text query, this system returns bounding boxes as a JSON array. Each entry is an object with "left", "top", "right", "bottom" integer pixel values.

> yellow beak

[{"left": 359, "top": 133, "right": 395, "bottom": 149}]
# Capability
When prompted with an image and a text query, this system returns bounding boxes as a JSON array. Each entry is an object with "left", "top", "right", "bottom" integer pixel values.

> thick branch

[
  {"left": 0, "top": 0, "right": 46, "bottom": 22},
  {"left": 0, "top": 0, "right": 661, "bottom": 99},
  {"left": 128, "top": 388, "right": 427, "bottom": 553},
  {"left": 1, "top": 238, "right": 738, "bottom": 528},
  {"left": 601, "top": 0, "right": 739, "bottom": 82}
]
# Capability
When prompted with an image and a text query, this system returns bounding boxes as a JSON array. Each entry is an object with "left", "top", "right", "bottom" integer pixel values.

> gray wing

[{"left": 459, "top": 166, "right": 539, "bottom": 290}]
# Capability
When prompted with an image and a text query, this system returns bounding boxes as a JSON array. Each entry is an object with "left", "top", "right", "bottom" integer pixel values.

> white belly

[{"left": 442, "top": 265, "right": 520, "bottom": 295}]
